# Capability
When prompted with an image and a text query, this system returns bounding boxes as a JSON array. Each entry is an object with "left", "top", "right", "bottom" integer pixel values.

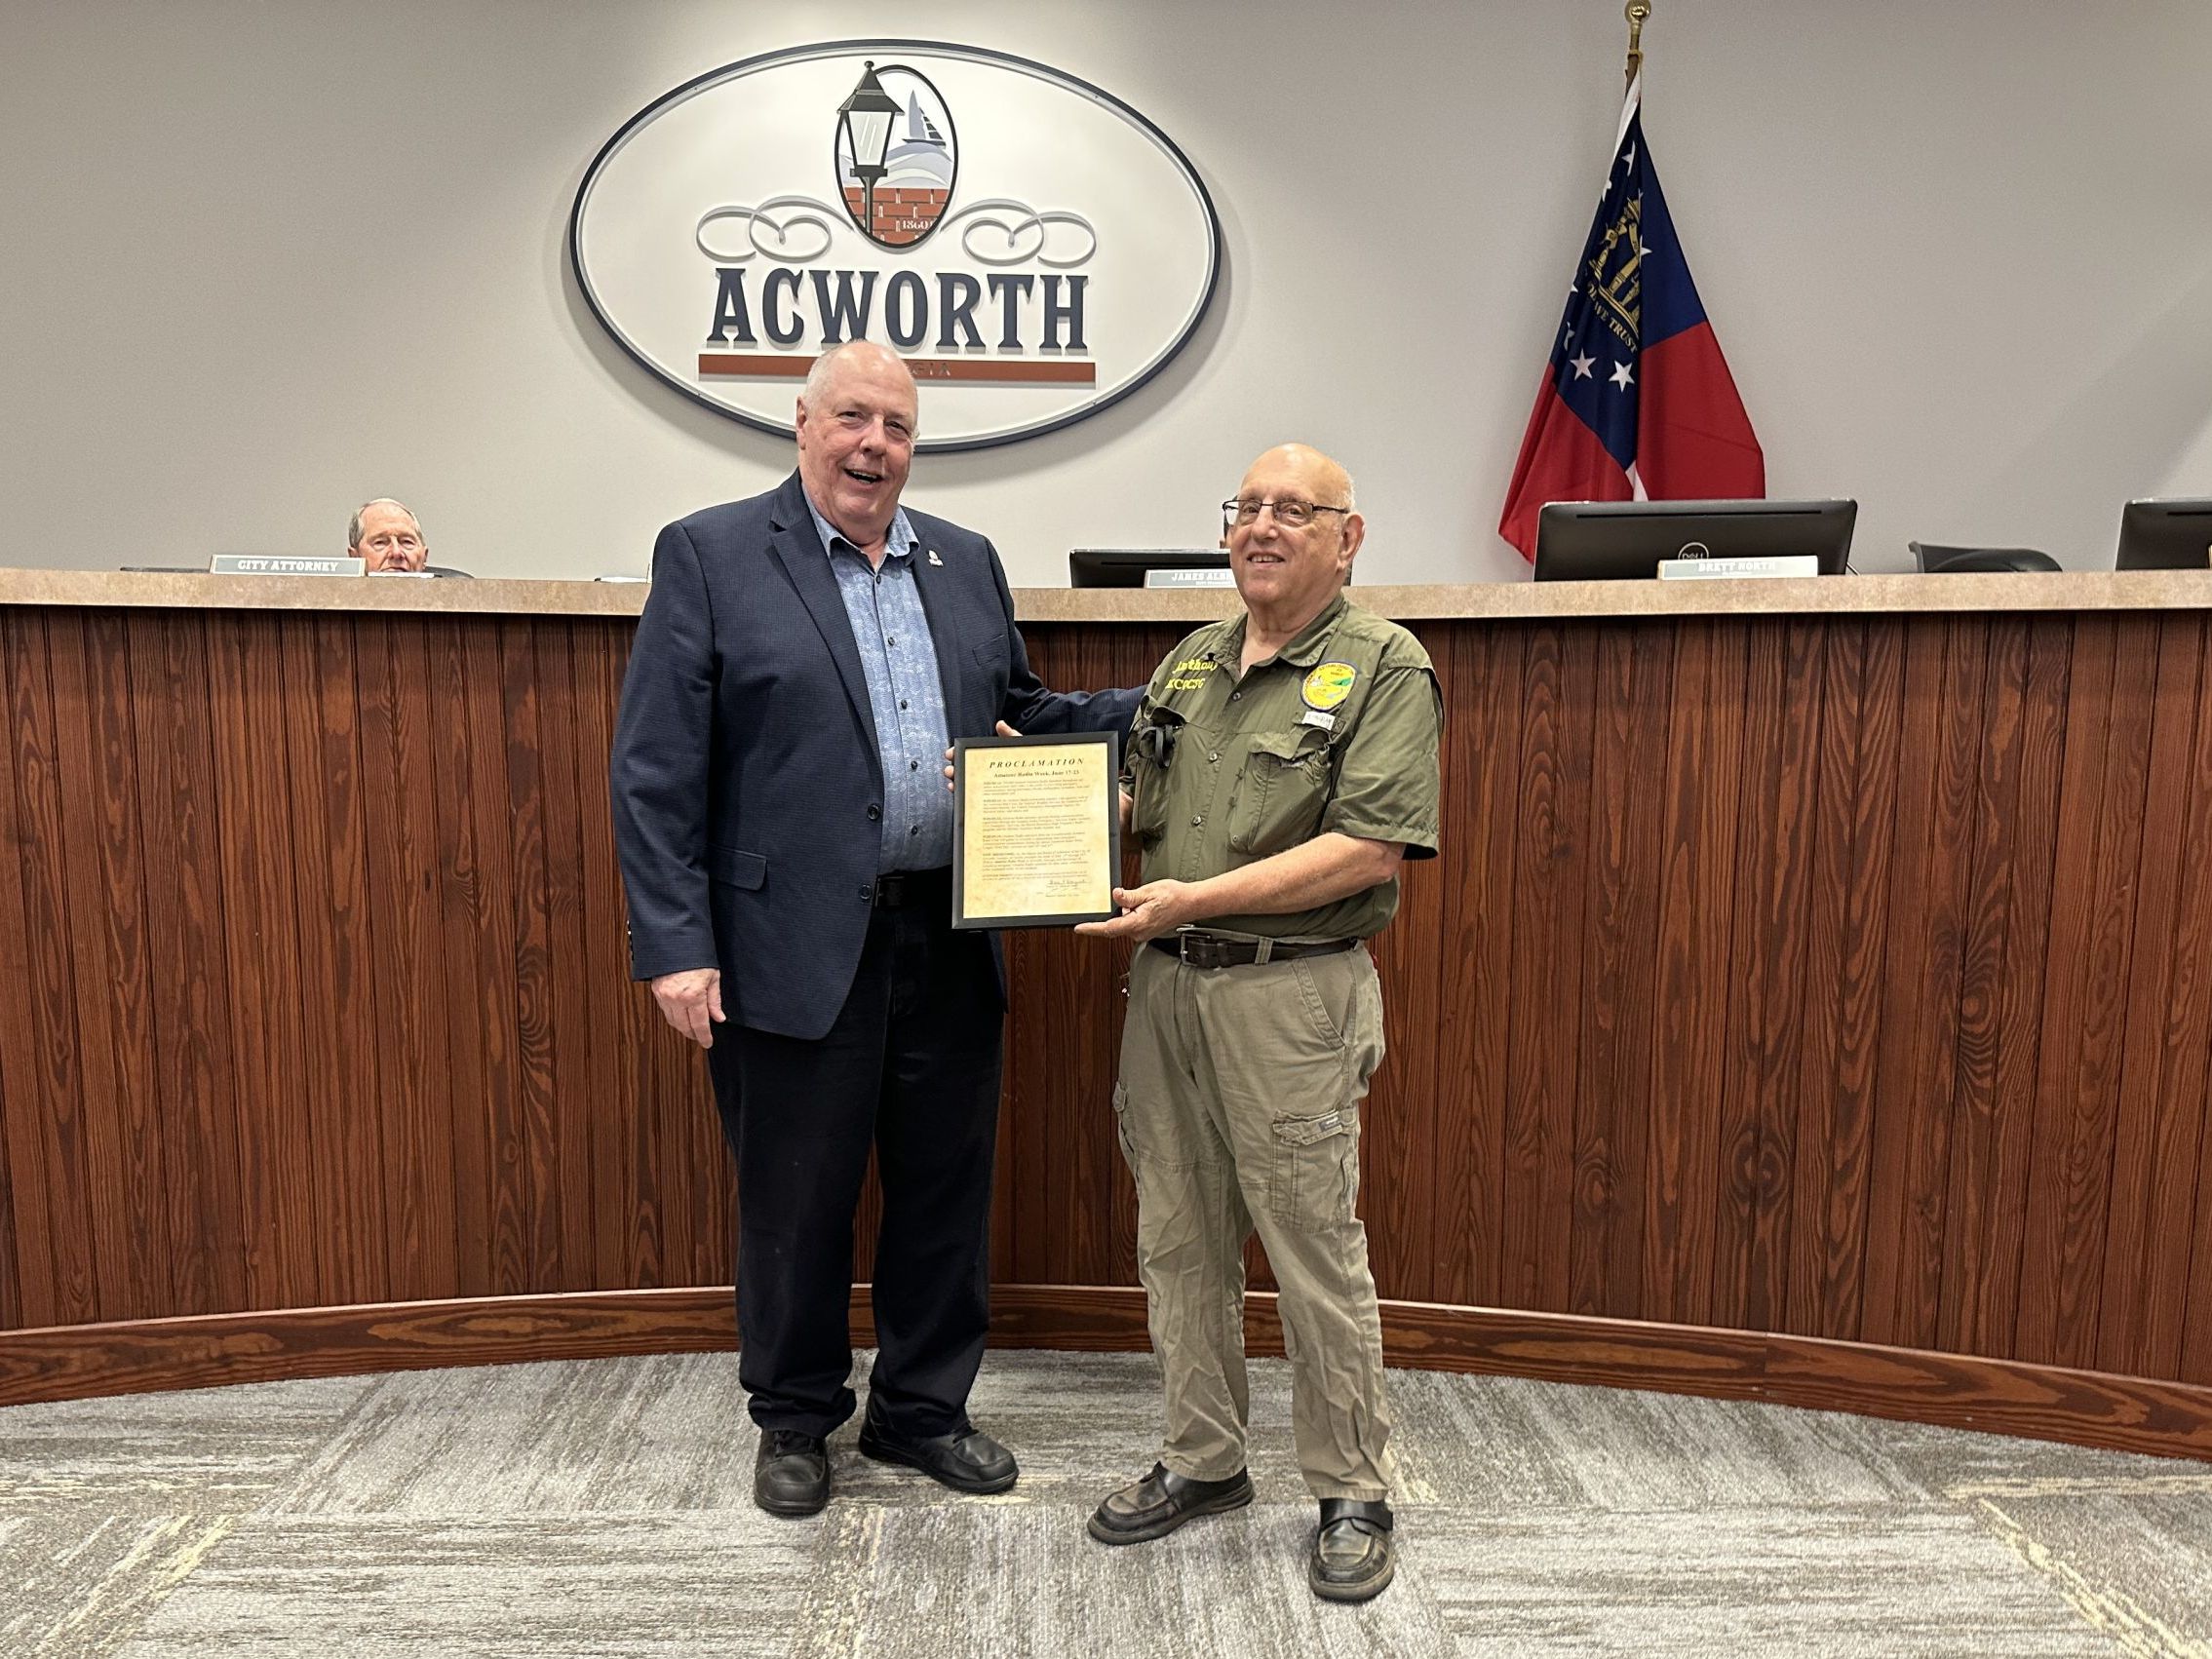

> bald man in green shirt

[{"left": 1075, "top": 444, "right": 1442, "bottom": 1601}]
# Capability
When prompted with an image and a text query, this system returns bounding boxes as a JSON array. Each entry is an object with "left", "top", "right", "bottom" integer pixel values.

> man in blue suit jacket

[{"left": 610, "top": 341, "right": 1136, "bottom": 1518}]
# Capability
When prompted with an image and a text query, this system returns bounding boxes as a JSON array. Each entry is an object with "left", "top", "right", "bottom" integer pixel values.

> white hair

[
  {"left": 798, "top": 340, "right": 916, "bottom": 430},
  {"left": 348, "top": 498, "right": 424, "bottom": 549}
]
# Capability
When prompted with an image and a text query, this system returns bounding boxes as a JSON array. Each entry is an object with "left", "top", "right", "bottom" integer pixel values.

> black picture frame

[{"left": 951, "top": 730, "right": 1120, "bottom": 929}]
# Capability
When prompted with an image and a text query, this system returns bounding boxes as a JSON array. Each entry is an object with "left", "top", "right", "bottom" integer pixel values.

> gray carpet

[{"left": 3, "top": 1350, "right": 2207, "bottom": 1657}]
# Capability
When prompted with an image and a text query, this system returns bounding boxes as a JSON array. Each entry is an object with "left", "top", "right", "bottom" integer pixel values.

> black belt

[
  {"left": 873, "top": 867, "right": 952, "bottom": 908},
  {"left": 1146, "top": 930, "right": 1360, "bottom": 970}
]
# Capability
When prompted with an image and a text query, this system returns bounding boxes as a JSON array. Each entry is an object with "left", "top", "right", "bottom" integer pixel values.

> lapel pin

[{"left": 926, "top": 548, "right": 944, "bottom": 566}]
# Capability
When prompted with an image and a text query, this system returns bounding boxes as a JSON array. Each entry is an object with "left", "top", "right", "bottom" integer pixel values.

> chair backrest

[{"left": 1908, "top": 541, "right": 2062, "bottom": 574}]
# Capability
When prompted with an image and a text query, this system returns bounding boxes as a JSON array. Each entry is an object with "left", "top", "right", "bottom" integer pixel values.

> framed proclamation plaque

[{"left": 951, "top": 731, "right": 1120, "bottom": 928}]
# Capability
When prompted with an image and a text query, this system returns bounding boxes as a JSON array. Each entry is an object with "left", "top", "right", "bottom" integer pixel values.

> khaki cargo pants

[{"left": 1112, "top": 937, "right": 1394, "bottom": 1501}]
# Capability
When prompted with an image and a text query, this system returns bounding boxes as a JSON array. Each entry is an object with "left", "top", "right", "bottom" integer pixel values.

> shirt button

[
  {"left": 858, "top": 885, "right": 873, "bottom": 901},
  {"left": 887, "top": 636, "right": 897, "bottom": 646},
  {"left": 1230, "top": 691, "right": 1242, "bottom": 701},
  {"left": 909, "top": 825, "right": 920, "bottom": 836},
  {"left": 1190, "top": 814, "right": 1203, "bottom": 827},
  {"left": 1209, "top": 751, "right": 1221, "bottom": 763},
  {"left": 899, "top": 699, "right": 909, "bottom": 711},
  {"left": 867, "top": 804, "right": 881, "bottom": 821},
  {"left": 909, "top": 760, "right": 918, "bottom": 771}
]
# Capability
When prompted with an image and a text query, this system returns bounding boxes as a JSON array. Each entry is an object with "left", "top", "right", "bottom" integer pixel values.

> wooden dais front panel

[{"left": 4, "top": 603, "right": 2211, "bottom": 1413}]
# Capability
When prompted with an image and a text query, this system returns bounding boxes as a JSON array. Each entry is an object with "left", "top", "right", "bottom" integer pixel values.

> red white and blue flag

[{"left": 1497, "top": 75, "right": 1764, "bottom": 560}]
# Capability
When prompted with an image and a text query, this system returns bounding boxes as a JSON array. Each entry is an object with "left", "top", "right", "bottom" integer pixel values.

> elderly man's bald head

[
  {"left": 1250, "top": 444, "right": 1356, "bottom": 511},
  {"left": 1226, "top": 443, "right": 1366, "bottom": 630}
]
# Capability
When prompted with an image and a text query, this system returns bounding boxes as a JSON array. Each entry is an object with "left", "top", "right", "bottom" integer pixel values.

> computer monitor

[
  {"left": 2115, "top": 499, "right": 2212, "bottom": 570},
  {"left": 1067, "top": 549, "right": 1229, "bottom": 588},
  {"left": 1533, "top": 499, "right": 1857, "bottom": 581}
]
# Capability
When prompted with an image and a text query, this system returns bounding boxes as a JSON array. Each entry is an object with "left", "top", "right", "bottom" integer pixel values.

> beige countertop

[{"left": 4, "top": 566, "right": 2211, "bottom": 623}]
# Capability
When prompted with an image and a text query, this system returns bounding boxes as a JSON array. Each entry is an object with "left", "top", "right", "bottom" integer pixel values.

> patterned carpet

[{"left": 3, "top": 1349, "right": 2208, "bottom": 1657}]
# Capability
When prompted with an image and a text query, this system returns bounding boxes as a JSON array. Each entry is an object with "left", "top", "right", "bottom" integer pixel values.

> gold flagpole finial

[{"left": 1624, "top": 1, "right": 1650, "bottom": 90}]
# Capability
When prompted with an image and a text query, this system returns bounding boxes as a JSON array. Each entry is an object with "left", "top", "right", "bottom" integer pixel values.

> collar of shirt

[
  {"left": 807, "top": 499, "right": 917, "bottom": 566},
  {"left": 1216, "top": 592, "right": 1351, "bottom": 672}
]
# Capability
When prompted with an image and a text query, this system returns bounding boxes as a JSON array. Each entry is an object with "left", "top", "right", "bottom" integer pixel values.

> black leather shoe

[
  {"left": 753, "top": 1428, "right": 829, "bottom": 1518},
  {"left": 1309, "top": 1498, "right": 1394, "bottom": 1601},
  {"left": 1087, "top": 1462, "right": 1255, "bottom": 1545},
  {"left": 856, "top": 1414, "right": 1019, "bottom": 1494}
]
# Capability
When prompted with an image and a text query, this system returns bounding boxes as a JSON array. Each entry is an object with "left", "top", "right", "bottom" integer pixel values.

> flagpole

[{"left": 1623, "top": 1, "right": 1650, "bottom": 90}]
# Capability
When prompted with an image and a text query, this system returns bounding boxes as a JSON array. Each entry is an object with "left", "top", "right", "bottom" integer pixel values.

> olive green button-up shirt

[{"left": 1124, "top": 594, "right": 1442, "bottom": 940}]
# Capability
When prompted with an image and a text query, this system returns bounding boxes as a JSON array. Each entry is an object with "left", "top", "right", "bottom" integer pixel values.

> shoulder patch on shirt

[{"left": 1302, "top": 662, "right": 1358, "bottom": 712}]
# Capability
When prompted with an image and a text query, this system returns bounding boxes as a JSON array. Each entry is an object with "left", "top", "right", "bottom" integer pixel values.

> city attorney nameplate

[
  {"left": 952, "top": 731, "right": 1119, "bottom": 929},
  {"left": 210, "top": 556, "right": 365, "bottom": 577}
]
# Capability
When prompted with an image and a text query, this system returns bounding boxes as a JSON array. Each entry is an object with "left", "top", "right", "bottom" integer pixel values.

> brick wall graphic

[{"left": 841, "top": 185, "right": 950, "bottom": 249}]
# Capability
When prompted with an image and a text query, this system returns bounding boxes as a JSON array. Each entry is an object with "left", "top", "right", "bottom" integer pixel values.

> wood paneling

[
  {"left": 356, "top": 615, "right": 460, "bottom": 1302},
  {"left": 125, "top": 612, "right": 246, "bottom": 1317},
  {"left": 9, "top": 601, "right": 2212, "bottom": 1443},
  {"left": 1428, "top": 623, "right": 1520, "bottom": 1310},
  {"left": 5, "top": 610, "right": 102, "bottom": 1328}
]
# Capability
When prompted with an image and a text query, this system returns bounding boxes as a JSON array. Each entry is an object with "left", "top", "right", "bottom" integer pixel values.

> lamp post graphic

[{"left": 837, "top": 61, "right": 900, "bottom": 239}]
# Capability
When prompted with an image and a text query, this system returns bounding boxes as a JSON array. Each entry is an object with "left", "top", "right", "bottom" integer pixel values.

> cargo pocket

[{"left": 1267, "top": 1103, "right": 1359, "bottom": 1231}]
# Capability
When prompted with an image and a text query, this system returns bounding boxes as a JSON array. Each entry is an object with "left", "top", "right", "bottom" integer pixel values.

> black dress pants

[{"left": 706, "top": 877, "right": 1002, "bottom": 1441}]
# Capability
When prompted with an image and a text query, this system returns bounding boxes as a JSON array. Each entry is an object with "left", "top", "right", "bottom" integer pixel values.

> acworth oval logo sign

[{"left": 569, "top": 41, "right": 1222, "bottom": 452}]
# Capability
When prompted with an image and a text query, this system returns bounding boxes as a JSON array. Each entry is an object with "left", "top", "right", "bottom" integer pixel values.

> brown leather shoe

[
  {"left": 1309, "top": 1497, "right": 1394, "bottom": 1601},
  {"left": 754, "top": 1428, "right": 829, "bottom": 1518},
  {"left": 1087, "top": 1462, "right": 1254, "bottom": 1545}
]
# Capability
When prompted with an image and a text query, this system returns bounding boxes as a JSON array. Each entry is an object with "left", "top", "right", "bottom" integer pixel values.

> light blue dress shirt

[{"left": 807, "top": 500, "right": 954, "bottom": 871}]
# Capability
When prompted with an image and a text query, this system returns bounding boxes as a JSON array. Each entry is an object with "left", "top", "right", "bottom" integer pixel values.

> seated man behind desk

[{"left": 349, "top": 498, "right": 470, "bottom": 577}]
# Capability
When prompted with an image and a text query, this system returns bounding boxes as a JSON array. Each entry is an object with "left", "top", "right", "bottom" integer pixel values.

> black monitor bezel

[
  {"left": 1533, "top": 498, "right": 1857, "bottom": 582},
  {"left": 2115, "top": 499, "right": 2212, "bottom": 571}
]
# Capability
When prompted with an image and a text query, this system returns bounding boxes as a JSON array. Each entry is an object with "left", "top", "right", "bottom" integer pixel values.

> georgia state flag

[{"left": 1497, "top": 74, "right": 1764, "bottom": 560}]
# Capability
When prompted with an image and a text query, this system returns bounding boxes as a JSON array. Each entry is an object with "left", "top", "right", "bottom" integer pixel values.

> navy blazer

[{"left": 610, "top": 472, "right": 1138, "bottom": 1040}]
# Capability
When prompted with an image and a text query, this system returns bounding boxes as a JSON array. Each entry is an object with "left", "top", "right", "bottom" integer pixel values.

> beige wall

[{"left": 4, "top": 0, "right": 2208, "bottom": 583}]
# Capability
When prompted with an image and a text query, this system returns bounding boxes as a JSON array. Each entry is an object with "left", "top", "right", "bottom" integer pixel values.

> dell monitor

[
  {"left": 1533, "top": 498, "right": 1857, "bottom": 581},
  {"left": 1068, "top": 548, "right": 1230, "bottom": 588},
  {"left": 2115, "top": 499, "right": 2212, "bottom": 570}
]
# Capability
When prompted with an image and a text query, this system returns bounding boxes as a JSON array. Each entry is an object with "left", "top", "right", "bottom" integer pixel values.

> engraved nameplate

[
  {"left": 1657, "top": 555, "right": 1820, "bottom": 581},
  {"left": 210, "top": 555, "right": 366, "bottom": 577},
  {"left": 1142, "top": 567, "right": 1237, "bottom": 589}
]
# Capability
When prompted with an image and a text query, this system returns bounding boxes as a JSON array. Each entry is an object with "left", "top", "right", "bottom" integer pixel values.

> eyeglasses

[{"left": 1222, "top": 498, "right": 1351, "bottom": 530}]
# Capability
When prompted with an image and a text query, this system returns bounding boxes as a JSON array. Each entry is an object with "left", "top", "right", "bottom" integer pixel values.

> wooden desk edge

[{"left": 5, "top": 567, "right": 2212, "bottom": 623}]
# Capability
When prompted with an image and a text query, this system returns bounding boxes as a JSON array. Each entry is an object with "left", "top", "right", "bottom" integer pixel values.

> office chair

[{"left": 1909, "top": 542, "right": 2063, "bottom": 574}]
